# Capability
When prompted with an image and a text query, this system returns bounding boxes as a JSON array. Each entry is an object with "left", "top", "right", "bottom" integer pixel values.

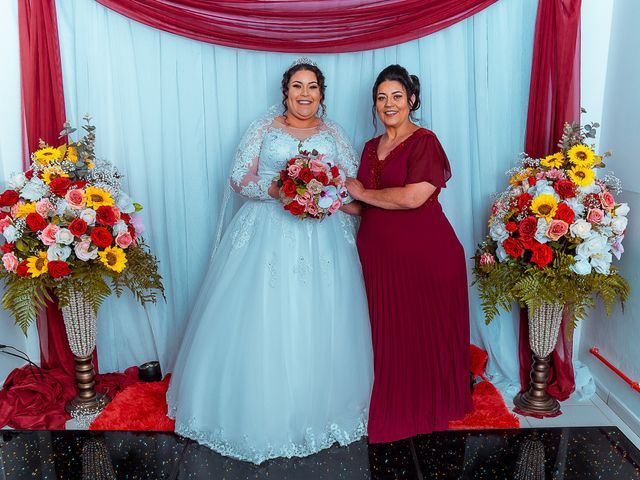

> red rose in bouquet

[
  {"left": 505, "top": 221, "right": 517, "bottom": 233},
  {"left": 96, "top": 206, "right": 117, "bottom": 226},
  {"left": 49, "top": 177, "right": 72, "bottom": 197},
  {"left": 2, "top": 243, "right": 15, "bottom": 254},
  {"left": 530, "top": 242, "right": 553, "bottom": 268},
  {"left": 503, "top": 237, "right": 524, "bottom": 258},
  {"left": 91, "top": 227, "right": 113, "bottom": 248},
  {"left": 25, "top": 213, "right": 47, "bottom": 232},
  {"left": 281, "top": 179, "right": 297, "bottom": 198},
  {"left": 554, "top": 179, "right": 577, "bottom": 199},
  {"left": 0, "top": 190, "right": 19, "bottom": 207},
  {"left": 284, "top": 200, "right": 305, "bottom": 216},
  {"left": 48, "top": 261, "right": 71, "bottom": 278},
  {"left": 298, "top": 168, "right": 314, "bottom": 183},
  {"left": 554, "top": 203, "right": 575, "bottom": 225},
  {"left": 68, "top": 218, "right": 88, "bottom": 237},
  {"left": 517, "top": 193, "right": 533, "bottom": 212},
  {"left": 16, "top": 261, "right": 29, "bottom": 277},
  {"left": 518, "top": 216, "right": 537, "bottom": 241}
]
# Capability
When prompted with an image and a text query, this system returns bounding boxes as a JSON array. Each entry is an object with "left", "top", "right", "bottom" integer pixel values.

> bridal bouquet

[
  {"left": 473, "top": 120, "right": 629, "bottom": 325},
  {"left": 0, "top": 116, "right": 164, "bottom": 332},
  {"left": 276, "top": 146, "right": 348, "bottom": 219}
]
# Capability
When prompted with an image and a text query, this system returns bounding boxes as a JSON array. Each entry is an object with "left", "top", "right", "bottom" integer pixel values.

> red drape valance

[{"left": 95, "top": 0, "right": 498, "bottom": 53}]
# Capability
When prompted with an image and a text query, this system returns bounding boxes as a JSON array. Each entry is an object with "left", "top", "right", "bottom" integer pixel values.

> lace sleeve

[
  {"left": 325, "top": 119, "right": 359, "bottom": 177},
  {"left": 229, "top": 108, "right": 278, "bottom": 200}
]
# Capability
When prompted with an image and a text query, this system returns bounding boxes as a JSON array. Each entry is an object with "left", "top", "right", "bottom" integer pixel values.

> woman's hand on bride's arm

[
  {"left": 268, "top": 181, "right": 280, "bottom": 199},
  {"left": 345, "top": 177, "right": 365, "bottom": 201},
  {"left": 340, "top": 201, "right": 362, "bottom": 216}
]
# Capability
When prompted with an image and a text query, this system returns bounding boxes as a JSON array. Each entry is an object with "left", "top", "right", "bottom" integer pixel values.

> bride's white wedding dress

[{"left": 166, "top": 108, "right": 373, "bottom": 464}]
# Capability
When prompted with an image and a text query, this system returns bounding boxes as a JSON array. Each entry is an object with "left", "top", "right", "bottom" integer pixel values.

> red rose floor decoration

[{"left": 89, "top": 345, "right": 519, "bottom": 432}]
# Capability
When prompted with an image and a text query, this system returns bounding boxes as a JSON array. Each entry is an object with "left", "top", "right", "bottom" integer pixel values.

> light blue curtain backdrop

[{"left": 53, "top": 0, "right": 593, "bottom": 398}]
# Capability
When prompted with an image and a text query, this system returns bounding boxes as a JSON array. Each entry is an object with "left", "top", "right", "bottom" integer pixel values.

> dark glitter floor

[{"left": 1, "top": 427, "right": 639, "bottom": 479}]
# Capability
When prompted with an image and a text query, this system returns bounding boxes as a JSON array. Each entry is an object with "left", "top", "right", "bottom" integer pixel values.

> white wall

[
  {"left": 579, "top": 0, "right": 640, "bottom": 432},
  {"left": 0, "top": 0, "right": 40, "bottom": 383}
]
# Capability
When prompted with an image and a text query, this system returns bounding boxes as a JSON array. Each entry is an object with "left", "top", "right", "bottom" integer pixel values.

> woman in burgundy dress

[{"left": 346, "top": 65, "right": 472, "bottom": 443}]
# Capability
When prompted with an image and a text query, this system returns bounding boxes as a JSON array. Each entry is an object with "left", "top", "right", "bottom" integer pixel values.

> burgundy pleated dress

[{"left": 356, "top": 128, "right": 473, "bottom": 444}]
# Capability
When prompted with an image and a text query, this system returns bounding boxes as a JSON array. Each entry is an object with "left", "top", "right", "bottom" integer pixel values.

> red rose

[
  {"left": 49, "top": 177, "right": 72, "bottom": 197},
  {"left": 127, "top": 225, "right": 137, "bottom": 243},
  {"left": 554, "top": 179, "right": 577, "bottom": 199},
  {"left": 554, "top": 203, "right": 575, "bottom": 225},
  {"left": 25, "top": 170, "right": 34, "bottom": 180},
  {"left": 505, "top": 221, "right": 517, "bottom": 233},
  {"left": 520, "top": 237, "right": 535, "bottom": 250},
  {"left": 0, "top": 190, "right": 19, "bottom": 207},
  {"left": 527, "top": 176, "right": 537, "bottom": 186},
  {"left": 16, "top": 260, "right": 29, "bottom": 277},
  {"left": 287, "top": 158, "right": 296, "bottom": 166},
  {"left": 2, "top": 243, "right": 15, "bottom": 253},
  {"left": 517, "top": 193, "right": 533, "bottom": 212},
  {"left": 502, "top": 237, "right": 524, "bottom": 258},
  {"left": 48, "top": 260, "right": 71, "bottom": 278},
  {"left": 316, "top": 172, "right": 330, "bottom": 186},
  {"left": 281, "top": 179, "right": 297, "bottom": 198},
  {"left": 279, "top": 170, "right": 288, "bottom": 182},
  {"left": 299, "top": 168, "right": 314, "bottom": 183},
  {"left": 330, "top": 166, "right": 340, "bottom": 178},
  {"left": 70, "top": 180, "right": 87, "bottom": 189},
  {"left": 518, "top": 216, "right": 537, "bottom": 240},
  {"left": 68, "top": 218, "right": 88, "bottom": 237},
  {"left": 25, "top": 213, "right": 47, "bottom": 232},
  {"left": 96, "top": 206, "right": 117, "bottom": 226},
  {"left": 121, "top": 213, "right": 131, "bottom": 224},
  {"left": 90, "top": 227, "right": 113, "bottom": 248},
  {"left": 284, "top": 201, "right": 305, "bottom": 216},
  {"left": 530, "top": 242, "right": 553, "bottom": 268}
]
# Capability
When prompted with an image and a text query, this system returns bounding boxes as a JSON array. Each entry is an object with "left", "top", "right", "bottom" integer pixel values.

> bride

[{"left": 166, "top": 59, "right": 373, "bottom": 464}]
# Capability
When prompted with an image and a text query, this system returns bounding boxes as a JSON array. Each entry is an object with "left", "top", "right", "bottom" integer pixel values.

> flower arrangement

[
  {"left": 0, "top": 116, "right": 164, "bottom": 332},
  {"left": 276, "top": 145, "right": 348, "bottom": 219},
  {"left": 473, "top": 121, "right": 629, "bottom": 324}
]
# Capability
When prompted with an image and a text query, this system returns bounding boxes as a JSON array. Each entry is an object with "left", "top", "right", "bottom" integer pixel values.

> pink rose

[
  {"left": 35, "top": 198, "right": 54, "bottom": 216},
  {"left": 309, "top": 159, "right": 327, "bottom": 174},
  {"left": 65, "top": 189, "right": 85, "bottom": 210},
  {"left": 306, "top": 202, "right": 319, "bottom": 216},
  {"left": 0, "top": 217, "right": 12, "bottom": 234},
  {"left": 546, "top": 219, "right": 569, "bottom": 241},
  {"left": 479, "top": 252, "right": 495, "bottom": 266},
  {"left": 587, "top": 208, "right": 604, "bottom": 224},
  {"left": 39, "top": 224, "right": 60, "bottom": 246},
  {"left": 600, "top": 191, "right": 615, "bottom": 211},
  {"left": 295, "top": 192, "right": 312, "bottom": 205},
  {"left": 287, "top": 164, "right": 302, "bottom": 179},
  {"left": 115, "top": 231, "right": 133, "bottom": 249},
  {"left": 130, "top": 214, "right": 145, "bottom": 235},
  {"left": 10, "top": 202, "right": 23, "bottom": 218},
  {"left": 2, "top": 252, "right": 18, "bottom": 272},
  {"left": 328, "top": 198, "right": 342, "bottom": 214},
  {"left": 545, "top": 169, "right": 566, "bottom": 180}
]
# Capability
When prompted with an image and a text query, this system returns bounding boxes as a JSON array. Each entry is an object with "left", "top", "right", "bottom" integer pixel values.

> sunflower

[
  {"left": 99, "top": 246, "right": 127, "bottom": 273},
  {"left": 15, "top": 202, "right": 36, "bottom": 218},
  {"left": 42, "top": 166, "right": 69, "bottom": 185},
  {"left": 33, "top": 147, "right": 63, "bottom": 165},
  {"left": 567, "top": 144, "right": 596, "bottom": 167},
  {"left": 65, "top": 145, "right": 78, "bottom": 163},
  {"left": 530, "top": 194, "right": 558, "bottom": 221},
  {"left": 84, "top": 186, "right": 114, "bottom": 208},
  {"left": 568, "top": 166, "right": 596, "bottom": 187},
  {"left": 26, "top": 251, "right": 49, "bottom": 277},
  {"left": 540, "top": 152, "right": 564, "bottom": 169},
  {"left": 509, "top": 172, "right": 527, "bottom": 186}
]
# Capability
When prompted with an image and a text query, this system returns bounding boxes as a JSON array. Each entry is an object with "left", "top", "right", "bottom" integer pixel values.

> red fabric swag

[
  {"left": 520, "top": 0, "right": 581, "bottom": 400},
  {"left": 96, "top": 0, "right": 498, "bottom": 53}
]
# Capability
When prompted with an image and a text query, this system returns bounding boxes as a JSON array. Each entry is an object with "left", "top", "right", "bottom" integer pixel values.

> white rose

[
  {"left": 570, "top": 256, "right": 592, "bottom": 275},
  {"left": 2, "top": 225, "right": 18, "bottom": 243},
  {"left": 615, "top": 203, "right": 630, "bottom": 217},
  {"left": 80, "top": 208, "right": 97, "bottom": 226},
  {"left": 565, "top": 197, "right": 586, "bottom": 217},
  {"left": 490, "top": 221, "right": 509, "bottom": 242},
  {"left": 534, "top": 218, "right": 550, "bottom": 244},
  {"left": 496, "top": 242, "right": 508, "bottom": 262},
  {"left": 570, "top": 219, "right": 592, "bottom": 239},
  {"left": 533, "top": 183, "right": 558, "bottom": 199},
  {"left": 55, "top": 228, "right": 74, "bottom": 245},
  {"left": 56, "top": 199, "right": 69, "bottom": 217},
  {"left": 74, "top": 238, "right": 98, "bottom": 261},
  {"left": 591, "top": 251, "right": 612, "bottom": 274},
  {"left": 576, "top": 233, "right": 608, "bottom": 258},
  {"left": 111, "top": 220, "right": 128, "bottom": 235},
  {"left": 47, "top": 244, "right": 71, "bottom": 261},
  {"left": 611, "top": 216, "right": 628, "bottom": 235},
  {"left": 578, "top": 183, "right": 599, "bottom": 195},
  {"left": 9, "top": 173, "right": 27, "bottom": 190}
]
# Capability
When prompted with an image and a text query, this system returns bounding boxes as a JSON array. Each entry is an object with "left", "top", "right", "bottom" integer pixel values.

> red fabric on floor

[{"left": 0, "top": 365, "right": 138, "bottom": 430}]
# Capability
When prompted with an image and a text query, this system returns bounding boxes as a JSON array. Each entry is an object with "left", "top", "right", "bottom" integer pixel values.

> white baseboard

[{"left": 594, "top": 376, "right": 640, "bottom": 438}]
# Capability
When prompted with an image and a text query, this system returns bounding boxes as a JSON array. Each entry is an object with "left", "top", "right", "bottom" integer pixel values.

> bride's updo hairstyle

[
  {"left": 371, "top": 64, "right": 421, "bottom": 128},
  {"left": 281, "top": 59, "right": 327, "bottom": 118}
]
